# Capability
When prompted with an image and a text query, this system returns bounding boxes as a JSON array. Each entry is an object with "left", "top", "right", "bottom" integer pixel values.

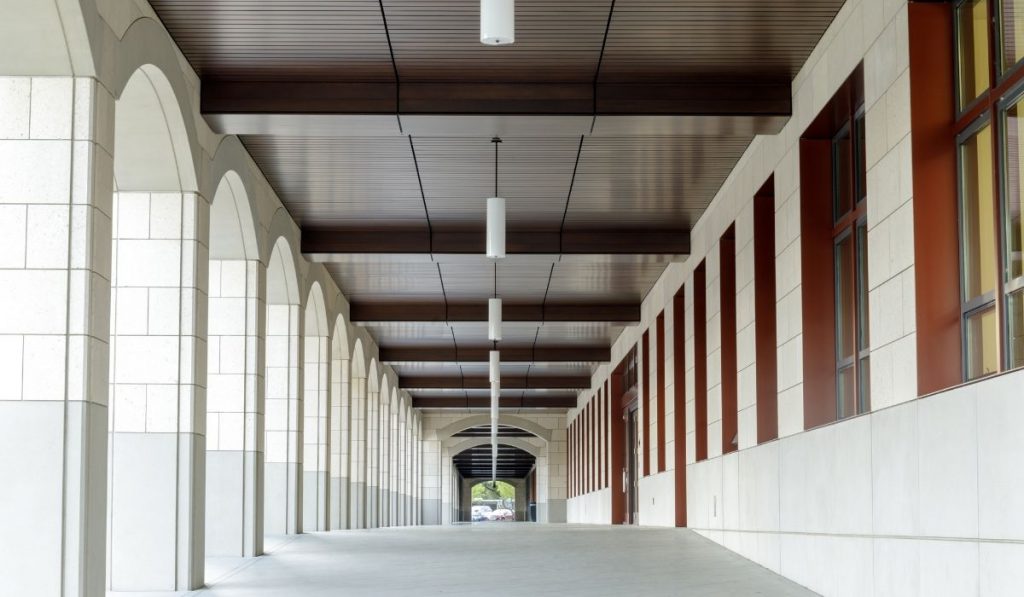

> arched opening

[
  {"left": 205, "top": 171, "right": 262, "bottom": 559},
  {"left": 329, "top": 316, "right": 351, "bottom": 530},
  {"left": 302, "top": 283, "right": 329, "bottom": 532},
  {"left": 349, "top": 339, "right": 368, "bottom": 528},
  {"left": 468, "top": 481, "right": 519, "bottom": 522},
  {"left": 107, "top": 65, "right": 203, "bottom": 591},
  {"left": 450, "top": 425, "right": 541, "bottom": 523},
  {"left": 264, "top": 237, "right": 301, "bottom": 538}
]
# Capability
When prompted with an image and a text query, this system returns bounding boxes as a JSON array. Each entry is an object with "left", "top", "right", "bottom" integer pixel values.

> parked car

[
  {"left": 471, "top": 505, "right": 492, "bottom": 522},
  {"left": 487, "top": 508, "right": 514, "bottom": 521}
]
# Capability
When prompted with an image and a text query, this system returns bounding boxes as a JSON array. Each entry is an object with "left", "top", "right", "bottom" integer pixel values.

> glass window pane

[
  {"left": 960, "top": 124, "right": 998, "bottom": 301},
  {"left": 836, "top": 233, "right": 855, "bottom": 364},
  {"left": 966, "top": 306, "right": 999, "bottom": 379},
  {"left": 856, "top": 222, "right": 870, "bottom": 351},
  {"left": 958, "top": 0, "right": 991, "bottom": 109},
  {"left": 854, "top": 113, "right": 867, "bottom": 203},
  {"left": 1009, "top": 289, "right": 1024, "bottom": 369},
  {"left": 838, "top": 366, "right": 857, "bottom": 419},
  {"left": 1002, "top": 0, "right": 1024, "bottom": 72},
  {"left": 858, "top": 356, "right": 871, "bottom": 414},
  {"left": 833, "top": 126, "right": 853, "bottom": 221},
  {"left": 1006, "top": 98, "right": 1024, "bottom": 281}
]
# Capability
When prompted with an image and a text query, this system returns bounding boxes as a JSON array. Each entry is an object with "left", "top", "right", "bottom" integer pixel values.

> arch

[
  {"left": 209, "top": 171, "right": 259, "bottom": 261},
  {"left": 328, "top": 314, "right": 352, "bottom": 530},
  {"left": 0, "top": 0, "right": 95, "bottom": 75},
  {"left": 113, "top": 64, "right": 197, "bottom": 193},
  {"left": 351, "top": 338, "right": 367, "bottom": 381},
  {"left": 263, "top": 237, "right": 302, "bottom": 537},
  {"left": 446, "top": 437, "right": 543, "bottom": 459},
  {"left": 302, "top": 283, "right": 330, "bottom": 532},
  {"left": 204, "top": 174, "right": 261, "bottom": 558},
  {"left": 436, "top": 414, "right": 553, "bottom": 443},
  {"left": 267, "top": 237, "right": 300, "bottom": 305},
  {"left": 107, "top": 60, "right": 204, "bottom": 590}
]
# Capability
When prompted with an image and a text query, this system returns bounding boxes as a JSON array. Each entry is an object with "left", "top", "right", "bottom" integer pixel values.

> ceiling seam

[
  {"left": 407, "top": 136, "right": 433, "bottom": 254},
  {"left": 558, "top": 135, "right": 586, "bottom": 258},
  {"left": 377, "top": 0, "right": 403, "bottom": 132},
  {"left": 591, "top": 0, "right": 617, "bottom": 132}
]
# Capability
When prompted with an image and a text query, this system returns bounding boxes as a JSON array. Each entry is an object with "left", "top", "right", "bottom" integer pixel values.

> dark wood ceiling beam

[
  {"left": 304, "top": 228, "right": 689, "bottom": 257},
  {"left": 352, "top": 302, "right": 639, "bottom": 324},
  {"left": 400, "top": 375, "right": 590, "bottom": 390},
  {"left": 202, "top": 79, "right": 791, "bottom": 135},
  {"left": 380, "top": 345, "right": 610, "bottom": 363},
  {"left": 412, "top": 395, "right": 578, "bottom": 409}
]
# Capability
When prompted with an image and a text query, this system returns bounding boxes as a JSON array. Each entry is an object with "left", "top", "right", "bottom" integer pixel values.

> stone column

[
  {"left": 264, "top": 303, "right": 302, "bottom": 535},
  {"left": 205, "top": 259, "right": 265, "bottom": 557},
  {"left": 349, "top": 376, "right": 366, "bottom": 528},
  {"left": 108, "top": 187, "right": 208, "bottom": 590},
  {"left": 0, "top": 75, "right": 113, "bottom": 597},
  {"left": 302, "top": 332, "right": 328, "bottom": 532},
  {"left": 366, "top": 385, "right": 379, "bottom": 527},
  {"left": 329, "top": 356, "right": 350, "bottom": 530}
]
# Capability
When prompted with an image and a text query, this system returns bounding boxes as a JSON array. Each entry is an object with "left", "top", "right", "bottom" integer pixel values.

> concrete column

[
  {"left": 379, "top": 396, "right": 389, "bottom": 526},
  {"left": 264, "top": 303, "right": 302, "bottom": 535},
  {"left": 0, "top": 75, "right": 113, "bottom": 597},
  {"left": 391, "top": 402, "right": 400, "bottom": 524},
  {"left": 302, "top": 333, "right": 328, "bottom": 532},
  {"left": 329, "top": 357, "right": 350, "bottom": 530},
  {"left": 205, "top": 259, "right": 265, "bottom": 557},
  {"left": 397, "top": 407, "right": 406, "bottom": 526},
  {"left": 366, "top": 386, "right": 379, "bottom": 527},
  {"left": 349, "top": 376, "right": 366, "bottom": 528},
  {"left": 108, "top": 187, "right": 208, "bottom": 590}
]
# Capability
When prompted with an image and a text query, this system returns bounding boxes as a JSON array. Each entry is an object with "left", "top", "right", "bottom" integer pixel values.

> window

[
  {"left": 693, "top": 261, "right": 708, "bottom": 461},
  {"left": 832, "top": 112, "right": 871, "bottom": 417},
  {"left": 953, "top": 0, "right": 1024, "bottom": 378},
  {"left": 754, "top": 177, "right": 778, "bottom": 443},
  {"left": 800, "top": 65, "right": 869, "bottom": 429}
]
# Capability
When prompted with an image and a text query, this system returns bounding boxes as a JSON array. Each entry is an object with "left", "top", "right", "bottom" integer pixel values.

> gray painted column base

[
  {"left": 351, "top": 482, "right": 366, "bottom": 529},
  {"left": 109, "top": 432, "right": 205, "bottom": 591},
  {"left": 0, "top": 401, "right": 108, "bottom": 597},
  {"left": 546, "top": 499, "right": 567, "bottom": 523},
  {"left": 421, "top": 499, "right": 441, "bottom": 525},
  {"left": 330, "top": 476, "right": 348, "bottom": 530},
  {"left": 302, "top": 470, "right": 329, "bottom": 532},
  {"left": 264, "top": 462, "right": 300, "bottom": 535},
  {"left": 206, "top": 450, "right": 263, "bottom": 557}
]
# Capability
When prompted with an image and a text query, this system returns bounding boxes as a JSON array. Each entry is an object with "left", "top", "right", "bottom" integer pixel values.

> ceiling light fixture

[
  {"left": 486, "top": 138, "right": 506, "bottom": 259},
  {"left": 489, "top": 350, "right": 501, "bottom": 383},
  {"left": 480, "top": 0, "right": 514, "bottom": 46},
  {"left": 488, "top": 297, "right": 502, "bottom": 341}
]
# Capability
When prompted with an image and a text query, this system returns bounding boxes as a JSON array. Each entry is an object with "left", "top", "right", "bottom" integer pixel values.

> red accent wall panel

[
  {"left": 720, "top": 226, "right": 738, "bottom": 454},
  {"left": 800, "top": 138, "right": 838, "bottom": 430},
  {"left": 642, "top": 329, "right": 651, "bottom": 476},
  {"left": 604, "top": 379, "right": 610, "bottom": 489},
  {"left": 656, "top": 312, "right": 667, "bottom": 472},
  {"left": 754, "top": 178, "right": 779, "bottom": 443},
  {"left": 909, "top": 1, "right": 961, "bottom": 394},
  {"left": 672, "top": 286, "right": 688, "bottom": 526},
  {"left": 694, "top": 262, "right": 708, "bottom": 461}
]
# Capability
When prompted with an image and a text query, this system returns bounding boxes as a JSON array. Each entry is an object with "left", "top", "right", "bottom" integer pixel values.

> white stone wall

[
  {"left": 0, "top": 3, "right": 428, "bottom": 593},
  {"left": 566, "top": 0, "right": 1024, "bottom": 594}
]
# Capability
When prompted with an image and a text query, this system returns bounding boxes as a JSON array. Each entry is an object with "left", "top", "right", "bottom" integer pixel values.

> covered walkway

[{"left": 181, "top": 526, "right": 814, "bottom": 597}]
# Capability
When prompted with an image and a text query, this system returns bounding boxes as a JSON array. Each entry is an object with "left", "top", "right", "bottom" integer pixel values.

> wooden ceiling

[{"left": 149, "top": 0, "right": 846, "bottom": 410}]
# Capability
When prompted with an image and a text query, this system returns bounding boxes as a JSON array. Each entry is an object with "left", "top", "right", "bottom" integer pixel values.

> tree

[{"left": 471, "top": 480, "right": 515, "bottom": 501}]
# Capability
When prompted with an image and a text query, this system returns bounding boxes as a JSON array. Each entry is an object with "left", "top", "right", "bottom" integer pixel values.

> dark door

[{"left": 624, "top": 405, "right": 639, "bottom": 524}]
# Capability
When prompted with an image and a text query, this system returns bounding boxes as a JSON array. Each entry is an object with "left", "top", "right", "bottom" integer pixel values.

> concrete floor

[{"left": 113, "top": 524, "right": 817, "bottom": 597}]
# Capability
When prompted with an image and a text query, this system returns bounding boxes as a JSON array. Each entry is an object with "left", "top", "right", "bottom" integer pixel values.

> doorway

[{"left": 624, "top": 403, "right": 640, "bottom": 524}]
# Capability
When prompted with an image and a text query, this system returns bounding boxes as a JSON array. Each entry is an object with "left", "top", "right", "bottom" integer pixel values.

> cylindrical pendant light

[
  {"left": 480, "top": 0, "right": 514, "bottom": 46},
  {"left": 489, "top": 350, "right": 501, "bottom": 383},
  {"left": 488, "top": 298, "right": 502, "bottom": 341},
  {"left": 486, "top": 197, "right": 505, "bottom": 258}
]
